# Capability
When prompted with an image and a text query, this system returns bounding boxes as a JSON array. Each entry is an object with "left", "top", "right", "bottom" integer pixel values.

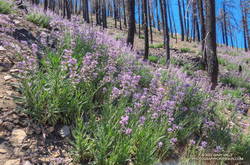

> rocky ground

[{"left": 0, "top": 5, "right": 72, "bottom": 165}]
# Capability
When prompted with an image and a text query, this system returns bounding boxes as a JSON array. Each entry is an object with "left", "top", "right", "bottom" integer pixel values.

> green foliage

[
  {"left": 182, "top": 63, "right": 195, "bottom": 76},
  {"left": 114, "top": 33, "right": 124, "bottom": 40},
  {"left": 72, "top": 99, "right": 172, "bottom": 165},
  {"left": 170, "top": 58, "right": 184, "bottom": 66},
  {"left": 72, "top": 36, "right": 94, "bottom": 63},
  {"left": 220, "top": 76, "right": 250, "bottom": 91},
  {"left": 223, "top": 89, "right": 243, "bottom": 98},
  {"left": 148, "top": 55, "right": 160, "bottom": 63},
  {"left": 134, "top": 66, "right": 153, "bottom": 88},
  {"left": 21, "top": 53, "right": 93, "bottom": 125},
  {"left": 0, "top": 0, "right": 12, "bottom": 14},
  {"left": 180, "top": 47, "right": 191, "bottom": 53},
  {"left": 159, "top": 58, "right": 166, "bottom": 65},
  {"left": 26, "top": 13, "right": 51, "bottom": 28},
  {"left": 218, "top": 58, "right": 238, "bottom": 71},
  {"left": 149, "top": 43, "right": 164, "bottom": 49},
  {"left": 230, "top": 135, "right": 250, "bottom": 162},
  {"left": 139, "top": 35, "right": 145, "bottom": 39}
]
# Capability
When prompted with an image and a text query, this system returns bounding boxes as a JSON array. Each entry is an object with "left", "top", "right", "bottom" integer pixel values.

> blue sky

[{"left": 135, "top": 0, "right": 244, "bottom": 48}]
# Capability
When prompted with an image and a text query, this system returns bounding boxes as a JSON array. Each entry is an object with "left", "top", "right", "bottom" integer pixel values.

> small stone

[
  {"left": 59, "top": 126, "right": 71, "bottom": 138},
  {"left": 0, "top": 148, "right": 7, "bottom": 154},
  {"left": 237, "top": 116, "right": 242, "bottom": 120},
  {"left": 5, "top": 91, "right": 12, "bottom": 96},
  {"left": 10, "top": 129, "right": 26, "bottom": 146},
  {"left": 0, "top": 46, "right": 6, "bottom": 51},
  {"left": 3, "top": 96, "right": 11, "bottom": 100},
  {"left": 13, "top": 147, "right": 24, "bottom": 156},
  {"left": 23, "top": 161, "right": 32, "bottom": 165},
  {"left": 48, "top": 126, "right": 54, "bottom": 134},
  {"left": 10, "top": 69, "right": 19, "bottom": 73},
  {"left": 13, "top": 20, "right": 21, "bottom": 24},
  {"left": 4, "top": 159, "right": 20, "bottom": 165},
  {"left": 247, "top": 109, "right": 250, "bottom": 117},
  {"left": 4, "top": 75, "right": 12, "bottom": 81}
]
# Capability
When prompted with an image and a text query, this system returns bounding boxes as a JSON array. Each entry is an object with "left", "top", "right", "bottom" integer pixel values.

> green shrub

[
  {"left": 218, "top": 58, "right": 238, "bottom": 71},
  {"left": 170, "top": 58, "right": 184, "bottom": 66},
  {"left": 148, "top": 55, "right": 159, "bottom": 63},
  {"left": 159, "top": 58, "right": 166, "bottom": 65},
  {"left": 0, "top": 0, "right": 12, "bottom": 14},
  {"left": 26, "top": 13, "right": 51, "bottom": 28},
  {"left": 72, "top": 98, "right": 175, "bottom": 164},
  {"left": 149, "top": 43, "right": 164, "bottom": 49},
  {"left": 220, "top": 76, "right": 250, "bottom": 91},
  {"left": 182, "top": 63, "right": 195, "bottom": 76},
  {"left": 135, "top": 66, "right": 153, "bottom": 88},
  {"left": 223, "top": 89, "right": 243, "bottom": 98},
  {"left": 180, "top": 47, "right": 191, "bottom": 53},
  {"left": 230, "top": 135, "right": 250, "bottom": 162},
  {"left": 139, "top": 35, "right": 145, "bottom": 39}
]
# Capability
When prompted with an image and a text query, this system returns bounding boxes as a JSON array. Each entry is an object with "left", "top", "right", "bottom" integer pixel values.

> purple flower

[
  {"left": 189, "top": 139, "right": 196, "bottom": 145},
  {"left": 119, "top": 115, "right": 129, "bottom": 126},
  {"left": 182, "top": 107, "right": 188, "bottom": 111},
  {"left": 158, "top": 141, "right": 163, "bottom": 148},
  {"left": 31, "top": 43, "right": 38, "bottom": 53},
  {"left": 151, "top": 113, "right": 159, "bottom": 119},
  {"left": 125, "top": 107, "right": 133, "bottom": 114},
  {"left": 20, "top": 40, "right": 28, "bottom": 45},
  {"left": 124, "top": 128, "right": 132, "bottom": 135},
  {"left": 111, "top": 87, "right": 121, "bottom": 99},
  {"left": 139, "top": 116, "right": 146, "bottom": 125},
  {"left": 168, "top": 117, "right": 174, "bottom": 124},
  {"left": 167, "top": 128, "right": 173, "bottom": 132},
  {"left": 214, "top": 146, "right": 223, "bottom": 153},
  {"left": 170, "top": 138, "right": 177, "bottom": 145},
  {"left": 200, "top": 141, "right": 207, "bottom": 148}
]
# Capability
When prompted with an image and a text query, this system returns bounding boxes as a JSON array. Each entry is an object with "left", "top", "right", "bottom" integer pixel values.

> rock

[
  {"left": 23, "top": 161, "right": 32, "bottom": 165},
  {"left": 10, "top": 69, "right": 19, "bottom": 73},
  {"left": 0, "top": 148, "right": 7, "bottom": 154},
  {"left": 4, "top": 159, "right": 20, "bottom": 165},
  {"left": 4, "top": 75, "right": 12, "bottom": 81},
  {"left": 10, "top": 43, "right": 21, "bottom": 52},
  {"left": 0, "top": 46, "right": 6, "bottom": 51},
  {"left": 13, "top": 147, "right": 24, "bottom": 156},
  {"left": 13, "top": 20, "right": 21, "bottom": 25},
  {"left": 59, "top": 126, "right": 71, "bottom": 138},
  {"left": 6, "top": 91, "right": 12, "bottom": 96},
  {"left": 10, "top": 129, "right": 26, "bottom": 146},
  {"left": 237, "top": 116, "right": 242, "bottom": 120},
  {"left": 48, "top": 126, "right": 54, "bottom": 134},
  {"left": 244, "top": 96, "right": 250, "bottom": 105}
]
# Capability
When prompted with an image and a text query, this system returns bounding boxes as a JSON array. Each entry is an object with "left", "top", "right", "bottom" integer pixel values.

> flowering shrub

[{"left": 15, "top": 4, "right": 250, "bottom": 165}]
